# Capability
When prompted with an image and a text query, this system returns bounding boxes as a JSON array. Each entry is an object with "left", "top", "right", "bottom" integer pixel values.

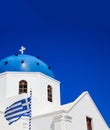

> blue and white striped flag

[{"left": 4, "top": 97, "right": 31, "bottom": 125}]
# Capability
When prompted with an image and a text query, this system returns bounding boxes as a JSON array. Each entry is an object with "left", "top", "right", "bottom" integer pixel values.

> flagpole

[{"left": 29, "top": 88, "right": 32, "bottom": 130}]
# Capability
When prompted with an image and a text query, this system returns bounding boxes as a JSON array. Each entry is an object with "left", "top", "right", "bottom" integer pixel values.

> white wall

[
  {"left": 31, "top": 93, "right": 109, "bottom": 130},
  {"left": 0, "top": 71, "right": 109, "bottom": 130},
  {"left": 0, "top": 72, "right": 60, "bottom": 116},
  {"left": 68, "top": 93, "right": 109, "bottom": 130},
  {"left": 0, "top": 92, "right": 109, "bottom": 130},
  {"left": 0, "top": 73, "right": 6, "bottom": 101}
]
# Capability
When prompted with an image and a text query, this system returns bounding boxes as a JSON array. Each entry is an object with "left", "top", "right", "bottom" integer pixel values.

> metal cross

[{"left": 19, "top": 46, "right": 26, "bottom": 54}]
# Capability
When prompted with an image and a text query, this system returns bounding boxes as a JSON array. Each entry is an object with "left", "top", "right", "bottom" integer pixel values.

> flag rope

[{"left": 29, "top": 89, "right": 32, "bottom": 130}]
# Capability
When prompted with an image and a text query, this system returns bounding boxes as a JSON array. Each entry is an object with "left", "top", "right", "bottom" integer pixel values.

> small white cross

[
  {"left": 22, "top": 98, "right": 30, "bottom": 111},
  {"left": 19, "top": 46, "right": 26, "bottom": 54}
]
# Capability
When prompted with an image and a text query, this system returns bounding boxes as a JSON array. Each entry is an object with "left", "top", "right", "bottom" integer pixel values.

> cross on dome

[{"left": 19, "top": 46, "right": 26, "bottom": 54}]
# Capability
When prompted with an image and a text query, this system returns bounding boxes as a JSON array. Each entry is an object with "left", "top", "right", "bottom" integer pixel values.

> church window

[
  {"left": 47, "top": 85, "right": 53, "bottom": 102},
  {"left": 21, "top": 60, "right": 24, "bottom": 63},
  {"left": 86, "top": 117, "right": 92, "bottom": 130},
  {"left": 37, "top": 62, "right": 39, "bottom": 65},
  {"left": 37, "top": 56, "right": 40, "bottom": 59},
  {"left": 4, "top": 61, "right": 8, "bottom": 65},
  {"left": 19, "top": 80, "right": 28, "bottom": 94},
  {"left": 48, "top": 66, "right": 51, "bottom": 70}
]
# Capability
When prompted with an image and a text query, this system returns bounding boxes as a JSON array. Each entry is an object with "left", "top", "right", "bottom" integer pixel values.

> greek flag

[{"left": 4, "top": 97, "right": 31, "bottom": 125}]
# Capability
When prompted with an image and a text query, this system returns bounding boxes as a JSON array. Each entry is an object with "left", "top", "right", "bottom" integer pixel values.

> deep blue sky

[{"left": 0, "top": 0, "right": 110, "bottom": 127}]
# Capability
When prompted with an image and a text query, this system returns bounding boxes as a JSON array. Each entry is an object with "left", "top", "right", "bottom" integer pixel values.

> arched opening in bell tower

[
  {"left": 19, "top": 80, "right": 28, "bottom": 94},
  {"left": 47, "top": 85, "right": 53, "bottom": 102}
]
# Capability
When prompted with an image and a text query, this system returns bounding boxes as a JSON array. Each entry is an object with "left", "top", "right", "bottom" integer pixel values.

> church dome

[{"left": 0, "top": 54, "right": 54, "bottom": 78}]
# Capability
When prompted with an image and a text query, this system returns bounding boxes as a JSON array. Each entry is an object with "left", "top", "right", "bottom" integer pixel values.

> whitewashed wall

[
  {"left": 0, "top": 73, "right": 7, "bottom": 101},
  {"left": 68, "top": 93, "right": 109, "bottom": 130},
  {"left": 0, "top": 72, "right": 60, "bottom": 116},
  {"left": 0, "top": 71, "right": 109, "bottom": 130},
  {"left": 30, "top": 92, "right": 109, "bottom": 130},
  {"left": 0, "top": 92, "right": 109, "bottom": 130}
]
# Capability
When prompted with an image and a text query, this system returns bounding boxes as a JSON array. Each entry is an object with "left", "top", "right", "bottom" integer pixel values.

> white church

[{"left": 0, "top": 47, "right": 109, "bottom": 130}]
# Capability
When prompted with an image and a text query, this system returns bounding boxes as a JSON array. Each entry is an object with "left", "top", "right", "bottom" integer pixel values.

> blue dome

[{"left": 0, "top": 54, "right": 54, "bottom": 78}]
